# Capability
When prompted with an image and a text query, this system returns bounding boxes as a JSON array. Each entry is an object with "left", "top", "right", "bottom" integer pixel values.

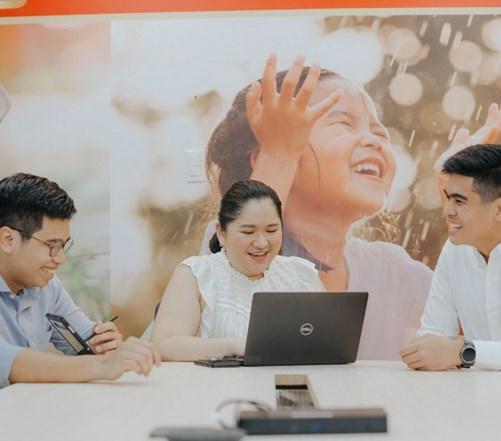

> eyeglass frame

[{"left": 8, "top": 226, "right": 74, "bottom": 258}]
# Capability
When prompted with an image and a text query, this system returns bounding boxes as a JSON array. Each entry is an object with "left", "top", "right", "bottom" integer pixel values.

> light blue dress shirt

[{"left": 0, "top": 275, "right": 94, "bottom": 388}]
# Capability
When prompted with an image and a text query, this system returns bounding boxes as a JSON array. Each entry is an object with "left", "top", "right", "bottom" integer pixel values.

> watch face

[
  {"left": 462, "top": 347, "right": 475, "bottom": 363},
  {"left": 461, "top": 341, "right": 476, "bottom": 367}
]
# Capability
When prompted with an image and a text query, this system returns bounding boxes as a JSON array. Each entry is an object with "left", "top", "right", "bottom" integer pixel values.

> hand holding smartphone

[{"left": 45, "top": 313, "right": 95, "bottom": 355}]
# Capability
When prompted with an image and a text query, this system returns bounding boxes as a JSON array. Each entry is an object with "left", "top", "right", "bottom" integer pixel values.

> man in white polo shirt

[{"left": 400, "top": 144, "right": 501, "bottom": 370}]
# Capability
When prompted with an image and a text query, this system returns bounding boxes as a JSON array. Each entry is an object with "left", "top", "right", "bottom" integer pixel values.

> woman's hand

[
  {"left": 436, "top": 102, "right": 501, "bottom": 172},
  {"left": 246, "top": 54, "right": 343, "bottom": 165}
]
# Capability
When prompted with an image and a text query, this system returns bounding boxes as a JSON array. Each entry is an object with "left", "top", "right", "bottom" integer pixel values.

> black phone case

[{"left": 45, "top": 313, "right": 94, "bottom": 355}]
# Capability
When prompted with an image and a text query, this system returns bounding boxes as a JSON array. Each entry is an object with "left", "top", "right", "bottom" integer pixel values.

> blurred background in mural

[
  {"left": 0, "top": 22, "right": 110, "bottom": 320},
  {"left": 111, "top": 13, "right": 501, "bottom": 336},
  {"left": 1, "top": 12, "right": 500, "bottom": 336}
]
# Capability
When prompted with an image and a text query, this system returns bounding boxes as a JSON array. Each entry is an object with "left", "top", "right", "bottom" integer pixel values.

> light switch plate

[{"left": 185, "top": 149, "right": 206, "bottom": 183}]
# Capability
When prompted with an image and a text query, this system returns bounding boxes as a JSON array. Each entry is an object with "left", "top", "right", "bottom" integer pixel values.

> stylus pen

[{"left": 86, "top": 315, "right": 118, "bottom": 341}]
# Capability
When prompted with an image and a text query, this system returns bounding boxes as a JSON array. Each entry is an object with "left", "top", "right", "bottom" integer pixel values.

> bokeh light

[
  {"left": 315, "top": 27, "right": 383, "bottom": 84},
  {"left": 387, "top": 28, "right": 422, "bottom": 62},
  {"left": 389, "top": 73, "right": 423, "bottom": 106},
  {"left": 478, "top": 53, "right": 501, "bottom": 86},
  {"left": 442, "top": 85, "right": 476, "bottom": 120},
  {"left": 482, "top": 18, "right": 501, "bottom": 52},
  {"left": 449, "top": 40, "right": 482, "bottom": 73}
]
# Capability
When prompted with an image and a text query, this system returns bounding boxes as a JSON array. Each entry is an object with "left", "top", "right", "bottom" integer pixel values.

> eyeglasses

[{"left": 9, "top": 227, "right": 74, "bottom": 258}]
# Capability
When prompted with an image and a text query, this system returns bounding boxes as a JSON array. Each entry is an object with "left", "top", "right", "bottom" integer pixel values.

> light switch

[{"left": 185, "top": 149, "right": 206, "bottom": 183}]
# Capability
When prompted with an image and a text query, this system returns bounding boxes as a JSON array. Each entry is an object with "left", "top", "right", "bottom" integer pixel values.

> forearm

[
  {"left": 9, "top": 348, "right": 103, "bottom": 384},
  {"left": 250, "top": 150, "right": 299, "bottom": 207},
  {"left": 153, "top": 336, "right": 245, "bottom": 362}
]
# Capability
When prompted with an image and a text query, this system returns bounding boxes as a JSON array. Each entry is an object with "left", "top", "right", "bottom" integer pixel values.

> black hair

[
  {"left": 442, "top": 144, "right": 501, "bottom": 202},
  {"left": 0, "top": 173, "right": 76, "bottom": 238},
  {"left": 209, "top": 180, "right": 282, "bottom": 253},
  {"left": 206, "top": 67, "right": 342, "bottom": 195}
]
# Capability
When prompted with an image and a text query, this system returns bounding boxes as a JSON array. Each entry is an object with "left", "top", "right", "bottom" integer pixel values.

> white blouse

[{"left": 182, "top": 252, "right": 324, "bottom": 338}]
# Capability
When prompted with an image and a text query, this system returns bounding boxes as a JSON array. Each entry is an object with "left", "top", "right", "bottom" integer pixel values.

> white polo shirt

[{"left": 418, "top": 240, "right": 501, "bottom": 369}]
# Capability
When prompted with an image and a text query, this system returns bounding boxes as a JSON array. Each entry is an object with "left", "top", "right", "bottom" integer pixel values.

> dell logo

[{"left": 300, "top": 323, "right": 314, "bottom": 336}]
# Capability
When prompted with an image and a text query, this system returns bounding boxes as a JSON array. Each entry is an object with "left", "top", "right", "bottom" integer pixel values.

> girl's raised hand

[{"left": 246, "top": 54, "right": 343, "bottom": 164}]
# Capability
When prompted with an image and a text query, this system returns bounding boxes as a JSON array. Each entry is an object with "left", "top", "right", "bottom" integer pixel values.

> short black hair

[
  {"left": 0, "top": 173, "right": 76, "bottom": 237},
  {"left": 209, "top": 180, "right": 282, "bottom": 253},
  {"left": 442, "top": 144, "right": 501, "bottom": 202}
]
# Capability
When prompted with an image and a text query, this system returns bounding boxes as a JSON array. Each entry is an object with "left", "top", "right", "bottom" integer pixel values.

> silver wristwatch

[{"left": 460, "top": 340, "right": 476, "bottom": 368}]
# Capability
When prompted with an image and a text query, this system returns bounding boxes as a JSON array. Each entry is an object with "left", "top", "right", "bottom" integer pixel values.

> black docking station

[{"left": 238, "top": 407, "right": 387, "bottom": 435}]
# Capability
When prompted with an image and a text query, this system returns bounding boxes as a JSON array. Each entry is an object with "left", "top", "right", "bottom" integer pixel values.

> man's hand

[
  {"left": 88, "top": 321, "right": 123, "bottom": 354},
  {"left": 94, "top": 337, "right": 161, "bottom": 380},
  {"left": 400, "top": 334, "right": 464, "bottom": 371}
]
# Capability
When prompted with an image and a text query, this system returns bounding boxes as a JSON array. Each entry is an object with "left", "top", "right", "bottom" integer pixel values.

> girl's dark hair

[
  {"left": 209, "top": 180, "right": 283, "bottom": 253},
  {"left": 206, "top": 67, "right": 342, "bottom": 196}
]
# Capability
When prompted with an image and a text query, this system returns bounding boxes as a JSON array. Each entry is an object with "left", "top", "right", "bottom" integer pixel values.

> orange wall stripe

[{"left": 0, "top": 0, "right": 500, "bottom": 18}]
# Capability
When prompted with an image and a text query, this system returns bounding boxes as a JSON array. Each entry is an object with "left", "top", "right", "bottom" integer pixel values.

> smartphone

[
  {"left": 45, "top": 313, "right": 95, "bottom": 355},
  {"left": 194, "top": 356, "right": 243, "bottom": 368}
]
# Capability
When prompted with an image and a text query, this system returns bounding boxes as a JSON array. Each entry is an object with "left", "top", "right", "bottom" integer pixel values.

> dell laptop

[{"left": 243, "top": 291, "right": 368, "bottom": 366}]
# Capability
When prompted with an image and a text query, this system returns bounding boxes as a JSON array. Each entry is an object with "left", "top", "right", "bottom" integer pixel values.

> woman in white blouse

[{"left": 151, "top": 180, "right": 324, "bottom": 361}]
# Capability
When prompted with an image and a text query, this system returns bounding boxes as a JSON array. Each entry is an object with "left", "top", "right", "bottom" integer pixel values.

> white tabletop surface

[{"left": 1, "top": 361, "right": 500, "bottom": 441}]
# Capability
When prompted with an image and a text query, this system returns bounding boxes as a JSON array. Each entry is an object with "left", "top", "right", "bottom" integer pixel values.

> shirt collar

[
  {"left": 467, "top": 242, "right": 501, "bottom": 268},
  {"left": 0, "top": 274, "right": 13, "bottom": 294},
  {"left": 489, "top": 243, "right": 501, "bottom": 263},
  {"left": 0, "top": 273, "right": 34, "bottom": 301}
]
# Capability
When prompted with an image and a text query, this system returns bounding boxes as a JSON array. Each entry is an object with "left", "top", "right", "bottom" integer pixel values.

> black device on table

[
  {"left": 194, "top": 291, "right": 368, "bottom": 367},
  {"left": 150, "top": 427, "right": 245, "bottom": 440},
  {"left": 237, "top": 407, "right": 387, "bottom": 434},
  {"left": 194, "top": 357, "right": 243, "bottom": 368},
  {"left": 45, "top": 313, "right": 95, "bottom": 355}
]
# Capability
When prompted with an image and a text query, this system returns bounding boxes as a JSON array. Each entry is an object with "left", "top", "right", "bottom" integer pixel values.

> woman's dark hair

[
  {"left": 209, "top": 180, "right": 283, "bottom": 253},
  {"left": 206, "top": 67, "right": 342, "bottom": 196},
  {"left": 442, "top": 144, "right": 501, "bottom": 202},
  {"left": 0, "top": 173, "right": 76, "bottom": 238}
]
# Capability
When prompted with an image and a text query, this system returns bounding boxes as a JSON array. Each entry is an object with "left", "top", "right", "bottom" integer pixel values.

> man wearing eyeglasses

[{"left": 0, "top": 173, "right": 160, "bottom": 387}]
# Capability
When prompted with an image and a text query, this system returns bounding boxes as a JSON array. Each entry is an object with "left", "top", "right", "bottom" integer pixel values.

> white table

[{"left": 1, "top": 361, "right": 500, "bottom": 441}]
